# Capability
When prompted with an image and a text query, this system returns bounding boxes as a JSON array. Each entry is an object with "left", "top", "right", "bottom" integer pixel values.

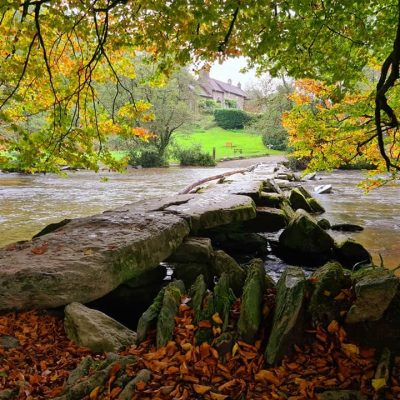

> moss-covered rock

[
  {"left": 307, "top": 197, "right": 325, "bottom": 213},
  {"left": 279, "top": 210, "right": 334, "bottom": 263},
  {"left": 289, "top": 188, "right": 313, "bottom": 212},
  {"left": 213, "top": 250, "right": 246, "bottom": 296},
  {"left": 317, "top": 391, "right": 367, "bottom": 400},
  {"left": 195, "top": 292, "right": 215, "bottom": 344},
  {"left": 257, "top": 192, "right": 286, "bottom": 208},
  {"left": 171, "top": 262, "right": 212, "bottom": 288},
  {"left": 334, "top": 239, "right": 372, "bottom": 269},
  {"left": 237, "top": 259, "right": 266, "bottom": 344},
  {"left": 242, "top": 207, "right": 288, "bottom": 233},
  {"left": 308, "top": 262, "right": 348, "bottom": 326},
  {"left": 136, "top": 287, "right": 166, "bottom": 343},
  {"left": 265, "top": 266, "right": 306, "bottom": 365},
  {"left": 346, "top": 268, "right": 399, "bottom": 324},
  {"left": 318, "top": 218, "right": 331, "bottom": 230},
  {"left": 189, "top": 274, "right": 207, "bottom": 323},
  {"left": 214, "top": 273, "right": 236, "bottom": 331},
  {"left": 167, "top": 237, "right": 214, "bottom": 264},
  {"left": 156, "top": 280, "right": 185, "bottom": 348}
]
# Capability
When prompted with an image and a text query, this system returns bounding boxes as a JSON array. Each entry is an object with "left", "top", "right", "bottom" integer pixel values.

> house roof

[{"left": 199, "top": 73, "right": 247, "bottom": 99}]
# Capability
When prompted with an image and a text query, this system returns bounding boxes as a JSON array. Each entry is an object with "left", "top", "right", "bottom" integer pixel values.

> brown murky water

[{"left": 0, "top": 168, "right": 399, "bottom": 268}]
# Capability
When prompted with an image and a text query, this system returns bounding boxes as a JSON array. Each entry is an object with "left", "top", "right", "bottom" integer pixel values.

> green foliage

[
  {"left": 262, "top": 130, "right": 289, "bottom": 151},
  {"left": 173, "top": 144, "right": 216, "bottom": 166},
  {"left": 214, "top": 109, "right": 252, "bottom": 130},
  {"left": 225, "top": 99, "right": 237, "bottom": 109},
  {"left": 199, "top": 99, "right": 219, "bottom": 114},
  {"left": 128, "top": 145, "right": 166, "bottom": 168}
]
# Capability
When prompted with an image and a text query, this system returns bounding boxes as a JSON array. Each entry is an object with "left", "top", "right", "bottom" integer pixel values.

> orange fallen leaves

[{"left": 2, "top": 299, "right": 400, "bottom": 400}]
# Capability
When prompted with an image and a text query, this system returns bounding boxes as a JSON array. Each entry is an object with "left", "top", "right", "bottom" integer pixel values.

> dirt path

[{"left": 217, "top": 155, "right": 287, "bottom": 168}]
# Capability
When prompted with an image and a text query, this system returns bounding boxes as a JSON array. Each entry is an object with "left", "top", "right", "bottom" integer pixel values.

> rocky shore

[{"left": 1, "top": 162, "right": 399, "bottom": 399}]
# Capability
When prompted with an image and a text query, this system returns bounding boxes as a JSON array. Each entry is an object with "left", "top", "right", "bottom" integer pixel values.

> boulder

[
  {"left": 307, "top": 197, "right": 325, "bottom": 213},
  {"left": 0, "top": 211, "right": 189, "bottom": 311},
  {"left": 171, "top": 262, "right": 212, "bottom": 288},
  {"left": 263, "top": 179, "right": 283, "bottom": 194},
  {"left": 213, "top": 250, "right": 246, "bottom": 296},
  {"left": 237, "top": 259, "right": 266, "bottom": 344},
  {"left": 257, "top": 192, "right": 285, "bottom": 208},
  {"left": 242, "top": 207, "right": 288, "bottom": 232},
  {"left": 334, "top": 239, "right": 371, "bottom": 268},
  {"left": 164, "top": 192, "right": 256, "bottom": 232},
  {"left": 167, "top": 237, "right": 214, "bottom": 263},
  {"left": 318, "top": 218, "right": 331, "bottom": 230},
  {"left": 64, "top": 302, "right": 136, "bottom": 352},
  {"left": 156, "top": 280, "right": 185, "bottom": 348},
  {"left": 289, "top": 188, "right": 313, "bottom": 212},
  {"left": 279, "top": 210, "right": 334, "bottom": 263},
  {"left": 279, "top": 199, "right": 296, "bottom": 220},
  {"left": 308, "top": 262, "right": 348, "bottom": 326},
  {"left": 265, "top": 266, "right": 306, "bottom": 365},
  {"left": 303, "top": 172, "right": 317, "bottom": 181},
  {"left": 346, "top": 268, "right": 399, "bottom": 324}
]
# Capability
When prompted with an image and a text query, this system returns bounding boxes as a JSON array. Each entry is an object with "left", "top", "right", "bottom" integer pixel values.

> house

[{"left": 198, "top": 70, "right": 248, "bottom": 110}]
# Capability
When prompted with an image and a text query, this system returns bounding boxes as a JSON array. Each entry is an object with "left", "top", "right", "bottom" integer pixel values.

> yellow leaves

[
  {"left": 89, "top": 386, "right": 101, "bottom": 399},
  {"left": 212, "top": 312, "right": 223, "bottom": 325},
  {"left": 372, "top": 378, "right": 387, "bottom": 391},
  {"left": 341, "top": 343, "right": 360, "bottom": 357}
]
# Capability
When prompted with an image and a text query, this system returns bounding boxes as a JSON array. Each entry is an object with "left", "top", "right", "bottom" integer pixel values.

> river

[{"left": 0, "top": 167, "right": 398, "bottom": 268}]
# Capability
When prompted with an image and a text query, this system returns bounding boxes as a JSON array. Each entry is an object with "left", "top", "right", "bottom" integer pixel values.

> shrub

[
  {"left": 225, "top": 99, "right": 237, "bottom": 108},
  {"left": 174, "top": 145, "right": 216, "bottom": 166},
  {"left": 262, "top": 130, "right": 289, "bottom": 151},
  {"left": 128, "top": 145, "right": 166, "bottom": 168},
  {"left": 199, "top": 99, "right": 219, "bottom": 114},
  {"left": 214, "top": 108, "right": 252, "bottom": 129}
]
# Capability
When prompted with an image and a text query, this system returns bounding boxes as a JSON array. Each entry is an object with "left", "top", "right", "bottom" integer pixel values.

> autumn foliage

[{"left": 2, "top": 295, "right": 400, "bottom": 399}]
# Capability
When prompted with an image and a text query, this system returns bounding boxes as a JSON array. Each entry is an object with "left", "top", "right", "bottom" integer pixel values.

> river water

[{"left": 0, "top": 167, "right": 399, "bottom": 268}]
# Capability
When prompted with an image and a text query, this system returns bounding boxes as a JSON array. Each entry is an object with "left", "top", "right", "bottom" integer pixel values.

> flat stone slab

[
  {"left": 165, "top": 192, "right": 256, "bottom": 232},
  {"left": 0, "top": 210, "right": 189, "bottom": 311}
]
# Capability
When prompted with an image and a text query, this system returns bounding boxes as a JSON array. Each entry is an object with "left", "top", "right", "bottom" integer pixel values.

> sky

[{"left": 209, "top": 57, "right": 258, "bottom": 89}]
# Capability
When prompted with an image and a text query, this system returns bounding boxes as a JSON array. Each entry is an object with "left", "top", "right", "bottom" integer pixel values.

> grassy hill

[{"left": 173, "top": 127, "right": 283, "bottom": 161}]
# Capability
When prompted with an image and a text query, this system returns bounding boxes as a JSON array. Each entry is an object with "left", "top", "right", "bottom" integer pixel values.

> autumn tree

[{"left": 0, "top": 0, "right": 399, "bottom": 174}]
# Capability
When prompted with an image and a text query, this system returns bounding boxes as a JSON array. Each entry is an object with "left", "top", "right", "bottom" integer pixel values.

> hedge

[{"left": 214, "top": 108, "right": 252, "bottom": 129}]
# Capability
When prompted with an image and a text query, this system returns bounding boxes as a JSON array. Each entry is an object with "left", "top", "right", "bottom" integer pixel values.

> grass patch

[{"left": 173, "top": 127, "right": 283, "bottom": 160}]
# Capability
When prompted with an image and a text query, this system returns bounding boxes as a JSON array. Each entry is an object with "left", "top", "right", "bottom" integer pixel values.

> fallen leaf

[
  {"left": 372, "top": 378, "right": 387, "bottom": 391},
  {"left": 193, "top": 384, "right": 211, "bottom": 394},
  {"left": 31, "top": 242, "right": 48, "bottom": 255},
  {"left": 212, "top": 313, "right": 223, "bottom": 325}
]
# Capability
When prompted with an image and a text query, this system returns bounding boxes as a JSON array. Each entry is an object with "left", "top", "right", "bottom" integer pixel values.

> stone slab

[{"left": 0, "top": 210, "right": 189, "bottom": 311}]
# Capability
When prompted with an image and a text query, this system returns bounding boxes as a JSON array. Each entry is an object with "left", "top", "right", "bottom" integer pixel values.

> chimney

[
  {"left": 237, "top": 82, "right": 241, "bottom": 89},
  {"left": 228, "top": 78, "right": 232, "bottom": 85}
]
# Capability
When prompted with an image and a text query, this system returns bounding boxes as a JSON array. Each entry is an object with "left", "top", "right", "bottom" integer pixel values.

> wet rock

[
  {"left": 215, "top": 180, "right": 264, "bottom": 202},
  {"left": 0, "top": 211, "right": 189, "bottom": 311},
  {"left": 156, "top": 280, "right": 185, "bottom": 348},
  {"left": 64, "top": 302, "right": 136, "bottom": 352},
  {"left": 213, "top": 250, "right": 246, "bottom": 297},
  {"left": 167, "top": 237, "right": 214, "bottom": 264},
  {"left": 331, "top": 224, "right": 364, "bottom": 232},
  {"left": 189, "top": 275, "right": 207, "bottom": 323},
  {"left": 265, "top": 266, "right": 306, "bottom": 365},
  {"left": 279, "top": 199, "right": 296, "bottom": 220},
  {"left": 136, "top": 287, "right": 166, "bottom": 343},
  {"left": 195, "top": 292, "right": 216, "bottom": 344},
  {"left": 214, "top": 273, "right": 236, "bottom": 331},
  {"left": 32, "top": 219, "right": 71, "bottom": 239},
  {"left": 279, "top": 210, "right": 334, "bottom": 263},
  {"left": 237, "top": 259, "right": 266, "bottom": 344},
  {"left": 346, "top": 268, "right": 399, "bottom": 324},
  {"left": 289, "top": 188, "right": 313, "bottom": 212},
  {"left": 317, "top": 390, "right": 367, "bottom": 400},
  {"left": 303, "top": 172, "right": 317, "bottom": 181},
  {"left": 164, "top": 192, "right": 256, "bottom": 232},
  {"left": 308, "top": 197, "right": 325, "bottom": 213},
  {"left": 314, "top": 184, "right": 332, "bottom": 194},
  {"left": 0, "top": 335, "right": 20, "bottom": 349},
  {"left": 263, "top": 179, "right": 283, "bottom": 194},
  {"left": 242, "top": 207, "right": 288, "bottom": 232},
  {"left": 257, "top": 192, "right": 286, "bottom": 208},
  {"left": 335, "top": 239, "right": 371, "bottom": 268},
  {"left": 318, "top": 218, "right": 331, "bottom": 230},
  {"left": 308, "top": 262, "right": 348, "bottom": 326}
]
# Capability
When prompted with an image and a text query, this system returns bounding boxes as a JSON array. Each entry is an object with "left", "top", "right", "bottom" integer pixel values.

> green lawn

[{"left": 173, "top": 127, "right": 283, "bottom": 161}]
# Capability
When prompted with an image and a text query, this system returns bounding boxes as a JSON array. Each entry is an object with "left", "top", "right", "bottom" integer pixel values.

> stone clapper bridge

[{"left": 1, "top": 162, "right": 398, "bottom": 372}]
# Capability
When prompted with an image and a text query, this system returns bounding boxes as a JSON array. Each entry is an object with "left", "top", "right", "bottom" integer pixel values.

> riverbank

[{"left": 1, "top": 162, "right": 399, "bottom": 399}]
